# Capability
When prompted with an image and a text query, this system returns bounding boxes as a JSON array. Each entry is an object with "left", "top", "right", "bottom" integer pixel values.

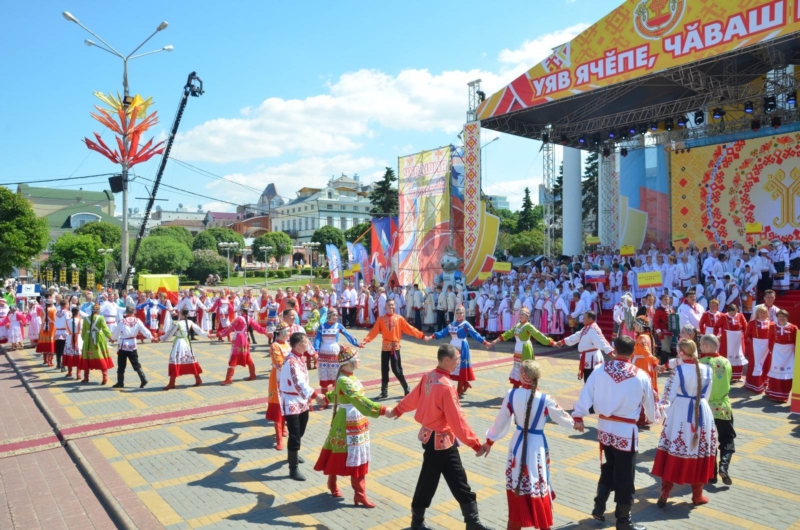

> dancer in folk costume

[
  {"left": 698, "top": 334, "right": 736, "bottom": 486},
  {"left": 262, "top": 295, "right": 280, "bottom": 342},
  {"left": 482, "top": 360, "right": 574, "bottom": 530},
  {"left": 210, "top": 293, "right": 233, "bottom": 340},
  {"left": 63, "top": 307, "right": 83, "bottom": 380},
  {"left": 27, "top": 297, "right": 43, "bottom": 348},
  {"left": 0, "top": 299, "right": 9, "bottom": 345},
  {"left": 486, "top": 296, "right": 500, "bottom": 339},
  {"left": 551, "top": 289, "right": 567, "bottom": 339},
  {"left": 539, "top": 291, "right": 554, "bottom": 335},
  {"left": 744, "top": 305, "right": 773, "bottom": 394},
  {"left": 617, "top": 294, "right": 637, "bottom": 340},
  {"left": 532, "top": 292, "right": 543, "bottom": 330},
  {"left": 714, "top": 304, "right": 748, "bottom": 382},
  {"left": 631, "top": 315, "right": 660, "bottom": 428},
  {"left": 267, "top": 322, "right": 291, "bottom": 450},
  {"left": 313, "top": 309, "right": 360, "bottom": 392},
  {"left": 652, "top": 339, "right": 717, "bottom": 508},
  {"left": 429, "top": 306, "right": 489, "bottom": 397},
  {"left": 766, "top": 309, "right": 796, "bottom": 402},
  {"left": 281, "top": 332, "right": 319, "bottom": 482},
  {"left": 3, "top": 306, "right": 27, "bottom": 350},
  {"left": 698, "top": 299, "right": 722, "bottom": 336},
  {"left": 111, "top": 306, "right": 152, "bottom": 389},
  {"left": 314, "top": 346, "right": 388, "bottom": 507},
  {"left": 554, "top": 311, "right": 613, "bottom": 383},
  {"left": 490, "top": 308, "right": 554, "bottom": 387},
  {"left": 36, "top": 299, "right": 57, "bottom": 365},
  {"left": 217, "top": 304, "right": 267, "bottom": 385},
  {"left": 136, "top": 297, "right": 171, "bottom": 343},
  {"left": 79, "top": 304, "right": 114, "bottom": 385},
  {"left": 161, "top": 308, "right": 206, "bottom": 390}
]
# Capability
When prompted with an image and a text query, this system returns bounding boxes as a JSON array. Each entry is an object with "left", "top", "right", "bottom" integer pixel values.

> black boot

[
  {"left": 288, "top": 451, "right": 306, "bottom": 481},
  {"left": 136, "top": 368, "right": 148, "bottom": 389},
  {"left": 709, "top": 459, "right": 718, "bottom": 485},
  {"left": 592, "top": 484, "right": 612, "bottom": 522},
  {"left": 615, "top": 503, "right": 646, "bottom": 530},
  {"left": 719, "top": 450, "right": 733, "bottom": 485},
  {"left": 297, "top": 454, "right": 305, "bottom": 464},
  {"left": 411, "top": 506, "right": 432, "bottom": 530},
  {"left": 403, "top": 385, "right": 410, "bottom": 396},
  {"left": 374, "top": 388, "right": 388, "bottom": 401},
  {"left": 112, "top": 373, "right": 124, "bottom": 389},
  {"left": 461, "top": 501, "right": 491, "bottom": 530}
]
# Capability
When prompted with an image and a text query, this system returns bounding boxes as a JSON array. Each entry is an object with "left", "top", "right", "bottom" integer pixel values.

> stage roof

[{"left": 478, "top": 0, "right": 800, "bottom": 149}]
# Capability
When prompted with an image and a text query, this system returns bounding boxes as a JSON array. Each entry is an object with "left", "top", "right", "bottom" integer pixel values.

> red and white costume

[
  {"left": 697, "top": 310, "right": 721, "bottom": 337},
  {"left": 63, "top": 317, "right": 83, "bottom": 374},
  {"left": 767, "top": 323, "right": 796, "bottom": 402},
  {"left": 562, "top": 323, "right": 612, "bottom": 379},
  {"left": 279, "top": 350, "right": 317, "bottom": 416},
  {"left": 678, "top": 300, "right": 704, "bottom": 331},
  {"left": 714, "top": 313, "right": 748, "bottom": 381},
  {"left": 744, "top": 319, "right": 773, "bottom": 394},
  {"left": 162, "top": 319, "right": 205, "bottom": 377}
]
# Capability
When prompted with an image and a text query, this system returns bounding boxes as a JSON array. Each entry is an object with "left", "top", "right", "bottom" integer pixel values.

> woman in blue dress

[
  {"left": 313, "top": 310, "right": 359, "bottom": 392},
  {"left": 427, "top": 305, "right": 488, "bottom": 397}
]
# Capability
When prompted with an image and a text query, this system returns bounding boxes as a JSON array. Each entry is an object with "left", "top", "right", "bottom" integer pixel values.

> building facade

[
  {"left": 237, "top": 183, "right": 285, "bottom": 218},
  {"left": 487, "top": 195, "right": 510, "bottom": 211},
  {"left": 17, "top": 184, "right": 122, "bottom": 239}
]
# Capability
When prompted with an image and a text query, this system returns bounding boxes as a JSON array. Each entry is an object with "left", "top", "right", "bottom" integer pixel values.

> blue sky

[{"left": 1, "top": 0, "right": 619, "bottom": 214}]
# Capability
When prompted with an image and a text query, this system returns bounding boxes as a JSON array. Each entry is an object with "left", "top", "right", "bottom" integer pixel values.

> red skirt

[
  {"left": 266, "top": 402, "right": 283, "bottom": 422},
  {"left": 168, "top": 362, "right": 203, "bottom": 377},
  {"left": 314, "top": 449, "right": 369, "bottom": 478},
  {"left": 765, "top": 378, "right": 792, "bottom": 402},
  {"left": 506, "top": 490, "right": 554, "bottom": 529},
  {"left": 62, "top": 355, "right": 80, "bottom": 368},
  {"left": 36, "top": 340, "right": 56, "bottom": 354},
  {"left": 651, "top": 450, "right": 715, "bottom": 485},
  {"left": 731, "top": 365, "right": 744, "bottom": 381},
  {"left": 229, "top": 350, "right": 253, "bottom": 367},
  {"left": 77, "top": 357, "right": 114, "bottom": 371}
]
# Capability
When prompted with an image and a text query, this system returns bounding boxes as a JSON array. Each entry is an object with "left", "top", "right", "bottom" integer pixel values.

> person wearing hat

[
  {"left": 314, "top": 345, "right": 389, "bottom": 507},
  {"left": 427, "top": 305, "right": 488, "bottom": 397},
  {"left": 79, "top": 303, "right": 114, "bottom": 384},
  {"left": 490, "top": 307, "right": 554, "bottom": 387},
  {"left": 770, "top": 238, "right": 790, "bottom": 294},
  {"left": 36, "top": 298, "right": 57, "bottom": 366},
  {"left": 267, "top": 321, "right": 291, "bottom": 450},
  {"left": 217, "top": 303, "right": 268, "bottom": 385},
  {"left": 313, "top": 309, "right": 360, "bottom": 393}
]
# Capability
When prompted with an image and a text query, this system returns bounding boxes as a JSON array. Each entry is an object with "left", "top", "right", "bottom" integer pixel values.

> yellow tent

[{"left": 138, "top": 274, "right": 180, "bottom": 304}]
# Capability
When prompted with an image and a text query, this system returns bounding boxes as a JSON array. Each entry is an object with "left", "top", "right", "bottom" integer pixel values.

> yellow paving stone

[
  {"left": 63, "top": 405, "right": 85, "bottom": 419},
  {"left": 111, "top": 460, "right": 148, "bottom": 488},
  {"left": 369, "top": 479, "right": 414, "bottom": 507},
  {"left": 694, "top": 505, "right": 777, "bottom": 529},
  {"left": 92, "top": 437, "right": 122, "bottom": 459},
  {"left": 126, "top": 397, "right": 150, "bottom": 410},
  {"left": 734, "top": 478, "right": 800, "bottom": 504},
  {"left": 429, "top": 512, "right": 466, "bottom": 529},
  {"left": 737, "top": 437, "right": 774, "bottom": 454},
  {"left": 166, "top": 425, "right": 199, "bottom": 445}
]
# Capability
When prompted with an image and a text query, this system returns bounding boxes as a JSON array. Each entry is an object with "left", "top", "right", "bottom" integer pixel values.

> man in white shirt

[
  {"left": 573, "top": 335, "right": 656, "bottom": 530},
  {"left": 554, "top": 310, "right": 613, "bottom": 381},
  {"left": 445, "top": 285, "right": 457, "bottom": 322},
  {"left": 677, "top": 255, "right": 694, "bottom": 289},
  {"left": 570, "top": 292, "right": 587, "bottom": 326},
  {"left": 176, "top": 291, "right": 201, "bottom": 339},
  {"left": 678, "top": 289, "right": 704, "bottom": 330},
  {"left": 701, "top": 250, "right": 718, "bottom": 283},
  {"left": 111, "top": 306, "right": 152, "bottom": 388},
  {"left": 342, "top": 281, "right": 358, "bottom": 328}
]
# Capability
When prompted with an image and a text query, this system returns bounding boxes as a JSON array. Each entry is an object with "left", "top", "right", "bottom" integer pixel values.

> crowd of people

[{"left": 0, "top": 238, "right": 795, "bottom": 530}]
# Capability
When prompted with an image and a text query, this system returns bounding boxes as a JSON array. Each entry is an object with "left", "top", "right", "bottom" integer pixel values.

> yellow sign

[
  {"left": 478, "top": 271, "right": 492, "bottom": 280},
  {"left": 86, "top": 272, "right": 95, "bottom": 289},
  {"left": 672, "top": 232, "right": 687, "bottom": 241},
  {"left": 59, "top": 268, "right": 67, "bottom": 284},
  {"left": 746, "top": 222, "right": 763, "bottom": 235},
  {"left": 586, "top": 236, "right": 600, "bottom": 245},
  {"left": 71, "top": 270, "right": 79, "bottom": 287},
  {"left": 46, "top": 269, "right": 53, "bottom": 282},
  {"left": 620, "top": 245, "right": 635, "bottom": 256},
  {"left": 343, "top": 270, "right": 354, "bottom": 278},
  {"left": 493, "top": 261, "right": 512, "bottom": 273},
  {"left": 478, "top": 1, "right": 799, "bottom": 121},
  {"left": 637, "top": 270, "right": 663, "bottom": 288},
  {"left": 96, "top": 283, "right": 104, "bottom": 292},
  {"left": 351, "top": 263, "right": 361, "bottom": 272}
]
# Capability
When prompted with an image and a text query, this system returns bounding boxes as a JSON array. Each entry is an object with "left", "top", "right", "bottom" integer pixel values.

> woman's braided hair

[
  {"left": 678, "top": 339, "right": 702, "bottom": 449},
  {"left": 516, "top": 360, "right": 542, "bottom": 496}
]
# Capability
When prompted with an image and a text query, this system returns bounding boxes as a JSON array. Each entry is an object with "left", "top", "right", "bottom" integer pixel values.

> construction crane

[{"left": 121, "top": 72, "right": 204, "bottom": 289}]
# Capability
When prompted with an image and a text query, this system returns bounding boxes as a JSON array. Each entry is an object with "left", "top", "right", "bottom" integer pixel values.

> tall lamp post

[
  {"left": 97, "top": 248, "right": 114, "bottom": 290},
  {"left": 63, "top": 11, "right": 173, "bottom": 289},
  {"left": 303, "top": 242, "right": 320, "bottom": 281},
  {"left": 259, "top": 246, "right": 273, "bottom": 288},
  {"left": 218, "top": 242, "right": 239, "bottom": 288}
]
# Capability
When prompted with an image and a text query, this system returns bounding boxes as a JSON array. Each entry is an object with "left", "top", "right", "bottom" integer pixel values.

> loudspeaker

[{"left": 108, "top": 176, "right": 125, "bottom": 193}]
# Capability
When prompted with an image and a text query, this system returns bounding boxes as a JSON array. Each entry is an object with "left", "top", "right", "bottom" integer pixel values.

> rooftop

[
  {"left": 17, "top": 184, "right": 113, "bottom": 202},
  {"left": 44, "top": 204, "right": 123, "bottom": 230}
]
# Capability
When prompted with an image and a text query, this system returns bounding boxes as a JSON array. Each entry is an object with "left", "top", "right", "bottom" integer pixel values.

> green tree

[
  {"left": 252, "top": 232, "right": 293, "bottom": 260},
  {"left": 343, "top": 221, "right": 371, "bottom": 249},
  {"left": 74, "top": 221, "right": 121, "bottom": 248},
  {"left": 582, "top": 151, "right": 600, "bottom": 236},
  {"left": 311, "top": 226, "right": 346, "bottom": 258},
  {"left": 508, "top": 229, "right": 545, "bottom": 257},
  {"left": 369, "top": 167, "right": 399, "bottom": 217},
  {"left": 150, "top": 225, "right": 193, "bottom": 248},
  {"left": 204, "top": 227, "right": 246, "bottom": 256},
  {"left": 133, "top": 237, "right": 193, "bottom": 274},
  {"left": 0, "top": 187, "right": 49, "bottom": 276},
  {"left": 46, "top": 233, "right": 105, "bottom": 275},
  {"left": 496, "top": 208, "right": 518, "bottom": 233},
  {"left": 518, "top": 187, "right": 536, "bottom": 231},
  {"left": 186, "top": 250, "right": 229, "bottom": 281},
  {"left": 191, "top": 231, "right": 218, "bottom": 251}
]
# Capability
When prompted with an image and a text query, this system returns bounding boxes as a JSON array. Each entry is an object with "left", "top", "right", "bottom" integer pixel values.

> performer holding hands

[
  {"left": 488, "top": 307, "right": 553, "bottom": 387},
  {"left": 427, "top": 305, "right": 488, "bottom": 397}
]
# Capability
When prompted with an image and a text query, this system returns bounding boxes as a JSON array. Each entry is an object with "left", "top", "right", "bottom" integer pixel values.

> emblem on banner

[
  {"left": 543, "top": 42, "right": 571, "bottom": 72},
  {"left": 633, "top": 0, "right": 686, "bottom": 40},
  {"left": 764, "top": 168, "right": 800, "bottom": 229}
]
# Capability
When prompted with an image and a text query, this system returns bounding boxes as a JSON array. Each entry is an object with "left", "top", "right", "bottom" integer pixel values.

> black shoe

[
  {"left": 288, "top": 451, "right": 306, "bottom": 481},
  {"left": 615, "top": 504, "right": 646, "bottom": 530},
  {"left": 461, "top": 501, "right": 492, "bottom": 530},
  {"left": 404, "top": 387, "right": 410, "bottom": 396},
  {"left": 374, "top": 390, "right": 388, "bottom": 401},
  {"left": 297, "top": 454, "right": 305, "bottom": 464},
  {"left": 719, "top": 451, "right": 733, "bottom": 485},
  {"left": 60, "top": 367, "right": 66, "bottom": 373},
  {"left": 136, "top": 369, "right": 148, "bottom": 389},
  {"left": 592, "top": 484, "right": 612, "bottom": 522},
  {"left": 411, "top": 507, "right": 432, "bottom": 530},
  {"left": 112, "top": 382, "right": 124, "bottom": 388}
]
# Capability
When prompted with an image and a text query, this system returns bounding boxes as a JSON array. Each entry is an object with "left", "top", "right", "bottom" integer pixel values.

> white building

[
  {"left": 272, "top": 175, "right": 374, "bottom": 243},
  {"left": 487, "top": 195, "right": 510, "bottom": 211}
]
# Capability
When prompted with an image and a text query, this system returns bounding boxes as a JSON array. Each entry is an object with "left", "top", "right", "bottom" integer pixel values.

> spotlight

[
  {"left": 620, "top": 147, "right": 628, "bottom": 157},
  {"left": 787, "top": 91, "right": 797, "bottom": 106},
  {"left": 744, "top": 101, "right": 754, "bottom": 113},
  {"left": 677, "top": 116, "right": 687, "bottom": 128},
  {"left": 650, "top": 121, "right": 659, "bottom": 131},
  {"left": 579, "top": 136, "right": 586, "bottom": 145},
  {"left": 602, "top": 147, "right": 611, "bottom": 158},
  {"left": 772, "top": 116, "right": 782, "bottom": 128},
  {"left": 560, "top": 134, "right": 569, "bottom": 144},
  {"left": 629, "top": 125, "right": 638, "bottom": 135},
  {"left": 694, "top": 110, "right": 705, "bottom": 125},
  {"left": 592, "top": 133, "right": 601, "bottom": 146},
  {"left": 665, "top": 118, "right": 674, "bottom": 131},
  {"left": 764, "top": 96, "right": 777, "bottom": 112},
  {"left": 639, "top": 124, "right": 648, "bottom": 135},
  {"left": 608, "top": 130, "right": 616, "bottom": 139},
  {"left": 712, "top": 108, "right": 725, "bottom": 119},
  {"left": 751, "top": 119, "right": 761, "bottom": 131},
  {"left": 621, "top": 129, "right": 629, "bottom": 140},
  {"left": 542, "top": 131, "right": 549, "bottom": 143}
]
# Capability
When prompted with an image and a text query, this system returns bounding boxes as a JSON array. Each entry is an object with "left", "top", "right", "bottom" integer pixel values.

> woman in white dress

[
  {"left": 482, "top": 360, "right": 574, "bottom": 530},
  {"left": 423, "top": 288, "right": 436, "bottom": 332},
  {"left": 652, "top": 339, "right": 716, "bottom": 507},
  {"left": 63, "top": 307, "right": 83, "bottom": 380},
  {"left": 161, "top": 309, "right": 206, "bottom": 390},
  {"left": 5, "top": 306, "right": 27, "bottom": 350},
  {"left": 27, "top": 297, "right": 43, "bottom": 349}
]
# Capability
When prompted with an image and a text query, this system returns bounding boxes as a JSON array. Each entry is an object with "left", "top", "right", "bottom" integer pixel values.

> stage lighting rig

[
  {"left": 592, "top": 133, "right": 601, "bottom": 146},
  {"left": 772, "top": 116, "right": 782, "bottom": 128},
  {"left": 650, "top": 121, "right": 659, "bottom": 131},
  {"left": 787, "top": 91, "right": 797, "bottom": 106},
  {"left": 694, "top": 110, "right": 704, "bottom": 125},
  {"left": 542, "top": 131, "right": 549, "bottom": 143},
  {"left": 677, "top": 116, "right": 687, "bottom": 128},
  {"left": 602, "top": 147, "right": 611, "bottom": 158},
  {"left": 629, "top": 125, "right": 637, "bottom": 135},
  {"left": 712, "top": 108, "right": 725, "bottom": 119},
  {"left": 620, "top": 147, "right": 628, "bottom": 157},
  {"left": 751, "top": 119, "right": 761, "bottom": 131},
  {"left": 608, "top": 130, "right": 616, "bottom": 139},
  {"left": 665, "top": 118, "right": 674, "bottom": 131},
  {"left": 764, "top": 96, "right": 777, "bottom": 112},
  {"left": 744, "top": 101, "right": 754, "bottom": 113},
  {"left": 579, "top": 136, "right": 586, "bottom": 145}
]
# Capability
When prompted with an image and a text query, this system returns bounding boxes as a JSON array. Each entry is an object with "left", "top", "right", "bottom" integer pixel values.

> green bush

[
  {"left": 267, "top": 270, "right": 277, "bottom": 278},
  {"left": 186, "top": 250, "right": 229, "bottom": 281},
  {"left": 319, "top": 270, "right": 330, "bottom": 279}
]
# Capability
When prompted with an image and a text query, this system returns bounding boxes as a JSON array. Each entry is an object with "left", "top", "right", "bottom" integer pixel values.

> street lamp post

[
  {"left": 259, "top": 246, "right": 273, "bottom": 288},
  {"left": 218, "top": 242, "right": 239, "bottom": 288},
  {"left": 63, "top": 11, "right": 173, "bottom": 290},
  {"left": 97, "top": 248, "right": 114, "bottom": 290},
  {"left": 303, "top": 242, "right": 320, "bottom": 281}
]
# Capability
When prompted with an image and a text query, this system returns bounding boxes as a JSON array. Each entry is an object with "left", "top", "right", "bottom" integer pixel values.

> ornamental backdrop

[{"left": 671, "top": 132, "right": 800, "bottom": 248}]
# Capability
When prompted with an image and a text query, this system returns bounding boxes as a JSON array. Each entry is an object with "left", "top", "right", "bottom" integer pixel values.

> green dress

[
  {"left": 313, "top": 373, "right": 385, "bottom": 477},
  {"left": 79, "top": 315, "right": 114, "bottom": 371},
  {"left": 501, "top": 322, "right": 552, "bottom": 385},
  {"left": 700, "top": 354, "right": 732, "bottom": 421}
]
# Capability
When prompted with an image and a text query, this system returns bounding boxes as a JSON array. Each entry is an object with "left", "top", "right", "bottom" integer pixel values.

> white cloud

[
  {"left": 483, "top": 178, "right": 542, "bottom": 212},
  {"left": 497, "top": 23, "right": 590, "bottom": 74}
]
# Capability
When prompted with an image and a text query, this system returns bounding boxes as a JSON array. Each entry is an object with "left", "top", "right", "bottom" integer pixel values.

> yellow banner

[
  {"left": 792, "top": 330, "right": 800, "bottom": 414},
  {"left": 586, "top": 236, "right": 601, "bottom": 244},
  {"left": 343, "top": 270, "right": 354, "bottom": 278},
  {"left": 672, "top": 232, "right": 687, "bottom": 241},
  {"left": 479, "top": 0, "right": 798, "bottom": 120},
  {"left": 746, "top": 222, "right": 763, "bottom": 234},
  {"left": 478, "top": 271, "right": 493, "bottom": 280},
  {"left": 620, "top": 245, "right": 635, "bottom": 256},
  {"left": 351, "top": 263, "right": 361, "bottom": 272},
  {"left": 637, "top": 270, "right": 663, "bottom": 288},
  {"left": 493, "top": 262, "right": 512, "bottom": 273}
]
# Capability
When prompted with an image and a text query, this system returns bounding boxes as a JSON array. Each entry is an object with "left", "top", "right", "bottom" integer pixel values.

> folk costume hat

[
  {"left": 274, "top": 321, "right": 290, "bottom": 336},
  {"left": 338, "top": 346, "right": 359, "bottom": 366}
]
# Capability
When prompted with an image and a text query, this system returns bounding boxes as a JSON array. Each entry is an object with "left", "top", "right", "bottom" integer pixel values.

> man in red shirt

[{"left": 390, "top": 344, "right": 491, "bottom": 530}]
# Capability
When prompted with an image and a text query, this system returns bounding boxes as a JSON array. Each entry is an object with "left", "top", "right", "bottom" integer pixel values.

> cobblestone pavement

[{"left": 2, "top": 327, "right": 800, "bottom": 529}]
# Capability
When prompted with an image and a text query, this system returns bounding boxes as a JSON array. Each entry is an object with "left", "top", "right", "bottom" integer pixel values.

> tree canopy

[
  {"left": 149, "top": 225, "right": 194, "bottom": 248},
  {"left": 46, "top": 233, "right": 105, "bottom": 279},
  {"left": 369, "top": 167, "right": 399, "bottom": 217},
  {"left": 343, "top": 221, "right": 371, "bottom": 249},
  {"left": 252, "top": 231, "right": 293, "bottom": 259},
  {"left": 191, "top": 231, "right": 218, "bottom": 251},
  {"left": 133, "top": 236, "right": 193, "bottom": 274},
  {"left": 507, "top": 229, "right": 545, "bottom": 257},
  {"left": 0, "top": 187, "right": 49, "bottom": 276},
  {"left": 186, "top": 250, "right": 229, "bottom": 281},
  {"left": 311, "top": 226, "right": 346, "bottom": 257},
  {"left": 74, "top": 221, "right": 122, "bottom": 248},
  {"left": 582, "top": 151, "right": 599, "bottom": 236},
  {"left": 204, "top": 227, "right": 246, "bottom": 255},
  {"left": 518, "top": 187, "right": 537, "bottom": 231}
]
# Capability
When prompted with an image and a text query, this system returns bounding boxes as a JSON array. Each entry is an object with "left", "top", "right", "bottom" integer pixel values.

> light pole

[
  {"left": 97, "top": 248, "right": 113, "bottom": 290},
  {"left": 303, "top": 242, "right": 320, "bottom": 281},
  {"left": 218, "top": 242, "right": 239, "bottom": 288},
  {"left": 63, "top": 11, "right": 173, "bottom": 289},
  {"left": 260, "top": 246, "right": 273, "bottom": 287}
]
